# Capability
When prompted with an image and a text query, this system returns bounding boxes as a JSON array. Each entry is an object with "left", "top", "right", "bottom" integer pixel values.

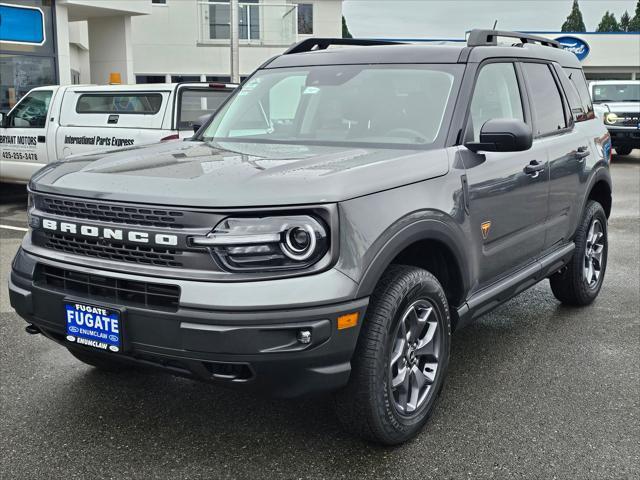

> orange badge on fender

[{"left": 481, "top": 221, "right": 491, "bottom": 240}]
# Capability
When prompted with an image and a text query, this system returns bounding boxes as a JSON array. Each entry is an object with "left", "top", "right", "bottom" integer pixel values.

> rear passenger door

[
  {"left": 461, "top": 61, "right": 549, "bottom": 290},
  {"left": 55, "top": 90, "right": 170, "bottom": 159},
  {"left": 520, "top": 62, "right": 587, "bottom": 252}
]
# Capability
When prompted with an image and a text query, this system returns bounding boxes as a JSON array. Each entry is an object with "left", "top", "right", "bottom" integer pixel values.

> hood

[
  {"left": 31, "top": 140, "right": 450, "bottom": 207},
  {"left": 594, "top": 101, "right": 640, "bottom": 114}
]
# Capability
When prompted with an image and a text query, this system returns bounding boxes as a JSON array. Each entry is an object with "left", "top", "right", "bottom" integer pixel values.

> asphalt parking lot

[{"left": 1, "top": 153, "right": 638, "bottom": 480}]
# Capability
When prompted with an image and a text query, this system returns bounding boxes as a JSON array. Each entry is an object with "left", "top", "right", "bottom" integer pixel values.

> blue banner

[{"left": 0, "top": 4, "right": 45, "bottom": 45}]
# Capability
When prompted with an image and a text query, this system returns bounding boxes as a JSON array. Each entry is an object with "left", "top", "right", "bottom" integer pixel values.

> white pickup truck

[{"left": 0, "top": 82, "right": 236, "bottom": 183}]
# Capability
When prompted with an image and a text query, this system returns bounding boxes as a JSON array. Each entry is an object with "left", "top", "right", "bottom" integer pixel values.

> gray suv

[{"left": 9, "top": 30, "right": 612, "bottom": 445}]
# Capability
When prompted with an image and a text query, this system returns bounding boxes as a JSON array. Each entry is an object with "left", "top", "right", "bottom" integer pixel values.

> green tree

[
  {"left": 620, "top": 10, "right": 631, "bottom": 31},
  {"left": 629, "top": 0, "right": 640, "bottom": 31},
  {"left": 561, "top": 0, "right": 586, "bottom": 32},
  {"left": 342, "top": 15, "right": 353, "bottom": 38},
  {"left": 596, "top": 11, "right": 621, "bottom": 32}
]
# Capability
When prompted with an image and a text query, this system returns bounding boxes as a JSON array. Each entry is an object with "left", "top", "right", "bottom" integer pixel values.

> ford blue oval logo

[{"left": 555, "top": 36, "right": 590, "bottom": 61}]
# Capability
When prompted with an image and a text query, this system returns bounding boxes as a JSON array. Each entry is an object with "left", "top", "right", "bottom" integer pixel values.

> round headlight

[
  {"left": 283, "top": 225, "right": 317, "bottom": 261},
  {"left": 605, "top": 112, "right": 618, "bottom": 125}
]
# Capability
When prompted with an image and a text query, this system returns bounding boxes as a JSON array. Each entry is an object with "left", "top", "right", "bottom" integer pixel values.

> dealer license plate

[{"left": 65, "top": 302, "right": 121, "bottom": 352}]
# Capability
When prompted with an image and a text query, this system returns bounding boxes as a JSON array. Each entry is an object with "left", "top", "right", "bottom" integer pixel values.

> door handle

[
  {"left": 574, "top": 146, "right": 590, "bottom": 161},
  {"left": 524, "top": 160, "right": 544, "bottom": 178},
  {"left": 37, "top": 136, "right": 46, "bottom": 143}
]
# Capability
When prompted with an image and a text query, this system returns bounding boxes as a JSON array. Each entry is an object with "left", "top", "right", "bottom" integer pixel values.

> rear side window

[
  {"left": 522, "top": 63, "right": 566, "bottom": 136},
  {"left": 177, "top": 89, "right": 231, "bottom": 129},
  {"left": 76, "top": 94, "right": 163, "bottom": 114},
  {"left": 563, "top": 67, "right": 594, "bottom": 120},
  {"left": 468, "top": 62, "right": 524, "bottom": 142}
]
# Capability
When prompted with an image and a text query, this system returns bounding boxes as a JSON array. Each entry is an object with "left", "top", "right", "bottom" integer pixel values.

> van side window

[
  {"left": 523, "top": 63, "right": 567, "bottom": 136},
  {"left": 76, "top": 94, "right": 163, "bottom": 114},
  {"left": 468, "top": 63, "right": 524, "bottom": 142},
  {"left": 7, "top": 90, "right": 53, "bottom": 128},
  {"left": 563, "top": 67, "right": 594, "bottom": 119}
]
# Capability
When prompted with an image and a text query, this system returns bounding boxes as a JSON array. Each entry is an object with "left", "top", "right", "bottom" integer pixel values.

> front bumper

[
  {"left": 9, "top": 248, "right": 368, "bottom": 397},
  {"left": 606, "top": 126, "right": 640, "bottom": 149}
]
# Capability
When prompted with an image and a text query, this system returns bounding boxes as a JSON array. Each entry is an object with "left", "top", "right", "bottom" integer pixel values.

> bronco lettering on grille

[{"left": 41, "top": 219, "right": 178, "bottom": 246}]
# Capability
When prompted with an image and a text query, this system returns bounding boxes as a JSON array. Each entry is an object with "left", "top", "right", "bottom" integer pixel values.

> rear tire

[
  {"left": 334, "top": 265, "right": 451, "bottom": 445},
  {"left": 68, "top": 348, "right": 131, "bottom": 372},
  {"left": 615, "top": 147, "right": 632, "bottom": 156},
  {"left": 549, "top": 200, "right": 608, "bottom": 306}
]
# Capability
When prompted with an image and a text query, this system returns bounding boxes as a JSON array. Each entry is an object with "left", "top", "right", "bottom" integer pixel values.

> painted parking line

[{"left": 0, "top": 224, "right": 28, "bottom": 232}]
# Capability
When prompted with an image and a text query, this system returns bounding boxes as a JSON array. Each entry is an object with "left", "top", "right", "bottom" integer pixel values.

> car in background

[
  {"left": 590, "top": 80, "right": 639, "bottom": 156},
  {"left": 0, "top": 82, "right": 236, "bottom": 183}
]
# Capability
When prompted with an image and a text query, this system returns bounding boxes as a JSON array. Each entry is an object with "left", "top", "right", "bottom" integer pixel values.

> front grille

[
  {"left": 42, "top": 232, "right": 183, "bottom": 268},
  {"left": 35, "top": 265, "right": 180, "bottom": 311},
  {"left": 39, "top": 196, "right": 185, "bottom": 228}
]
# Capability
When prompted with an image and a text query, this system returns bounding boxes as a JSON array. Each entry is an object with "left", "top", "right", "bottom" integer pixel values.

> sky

[{"left": 342, "top": 0, "right": 639, "bottom": 39}]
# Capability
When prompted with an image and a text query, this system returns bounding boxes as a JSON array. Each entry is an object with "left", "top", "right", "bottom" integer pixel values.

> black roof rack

[
  {"left": 467, "top": 29, "right": 561, "bottom": 48},
  {"left": 283, "top": 37, "right": 404, "bottom": 55}
]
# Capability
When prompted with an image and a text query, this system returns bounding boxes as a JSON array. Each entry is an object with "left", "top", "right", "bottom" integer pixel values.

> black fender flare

[
  {"left": 581, "top": 164, "right": 612, "bottom": 216},
  {"left": 353, "top": 212, "right": 471, "bottom": 300}
]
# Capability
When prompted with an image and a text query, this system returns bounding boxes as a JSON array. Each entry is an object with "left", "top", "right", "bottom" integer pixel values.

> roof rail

[
  {"left": 283, "top": 37, "right": 404, "bottom": 55},
  {"left": 467, "top": 29, "right": 561, "bottom": 48}
]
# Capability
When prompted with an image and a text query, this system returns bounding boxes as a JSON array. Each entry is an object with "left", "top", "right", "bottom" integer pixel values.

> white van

[{"left": 0, "top": 82, "right": 236, "bottom": 183}]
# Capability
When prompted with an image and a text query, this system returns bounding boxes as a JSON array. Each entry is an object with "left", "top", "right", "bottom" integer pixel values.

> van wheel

[
  {"left": 549, "top": 200, "right": 608, "bottom": 306},
  {"left": 68, "top": 348, "right": 131, "bottom": 372},
  {"left": 615, "top": 147, "right": 632, "bottom": 156},
  {"left": 334, "top": 265, "right": 451, "bottom": 445}
]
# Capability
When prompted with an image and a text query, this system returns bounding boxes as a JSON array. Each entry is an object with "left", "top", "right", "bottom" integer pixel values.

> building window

[
  {"left": 209, "top": 0, "right": 260, "bottom": 40},
  {"left": 0, "top": 54, "right": 56, "bottom": 111},
  {"left": 136, "top": 75, "right": 166, "bottom": 84},
  {"left": 297, "top": 3, "right": 313, "bottom": 35}
]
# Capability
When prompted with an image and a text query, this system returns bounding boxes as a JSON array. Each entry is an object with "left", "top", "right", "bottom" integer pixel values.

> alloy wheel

[
  {"left": 389, "top": 299, "right": 441, "bottom": 415},
  {"left": 584, "top": 218, "right": 605, "bottom": 288}
]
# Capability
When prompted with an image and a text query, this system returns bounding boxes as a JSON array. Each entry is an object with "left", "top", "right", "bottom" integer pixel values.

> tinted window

[
  {"left": 557, "top": 69, "right": 584, "bottom": 122},
  {"left": 563, "top": 67, "right": 594, "bottom": 119},
  {"left": 76, "top": 94, "right": 163, "bottom": 114},
  {"left": 523, "top": 63, "right": 566, "bottom": 136},
  {"left": 8, "top": 89, "right": 52, "bottom": 128},
  {"left": 468, "top": 63, "right": 524, "bottom": 142},
  {"left": 178, "top": 89, "right": 232, "bottom": 129}
]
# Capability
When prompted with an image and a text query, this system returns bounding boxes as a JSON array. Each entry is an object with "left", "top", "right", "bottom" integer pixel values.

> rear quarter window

[
  {"left": 76, "top": 93, "right": 163, "bottom": 114},
  {"left": 563, "top": 68, "right": 594, "bottom": 120}
]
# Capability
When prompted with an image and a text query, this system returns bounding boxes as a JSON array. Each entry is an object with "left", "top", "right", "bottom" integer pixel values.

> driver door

[{"left": 1, "top": 89, "right": 54, "bottom": 168}]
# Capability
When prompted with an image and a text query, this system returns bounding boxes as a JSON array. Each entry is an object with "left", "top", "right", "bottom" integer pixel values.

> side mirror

[
  {"left": 193, "top": 113, "right": 214, "bottom": 134},
  {"left": 0, "top": 112, "right": 5, "bottom": 128},
  {"left": 465, "top": 118, "right": 532, "bottom": 153}
]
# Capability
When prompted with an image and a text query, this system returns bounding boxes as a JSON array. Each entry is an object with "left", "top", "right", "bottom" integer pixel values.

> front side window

[
  {"left": 202, "top": 64, "right": 460, "bottom": 147},
  {"left": 591, "top": 83, "right": 640, "bottom": 103},
  {"left": 468, "top": 62, "right": 524, "bottom": 142},
  {"left": 76, "top": 94, "right": 163, "bottom": 114},
  {"left": 178, "top": 89, "right": 232, "bottom": 129},
  {"left": 522, "top": 62, "right": 567, "bottom": 136},
  {"left": 297, "top": 3, "right": 313, "bottom": 34},
  {"left": 7, "top": 90, "right": 52, "bottom": 128}
]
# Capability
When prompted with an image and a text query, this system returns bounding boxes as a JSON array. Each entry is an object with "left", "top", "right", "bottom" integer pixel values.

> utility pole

[{"left": 230, "top": 0, "right": 240, "bottom": 83}]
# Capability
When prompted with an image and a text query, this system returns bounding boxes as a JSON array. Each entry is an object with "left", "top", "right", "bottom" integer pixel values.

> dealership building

[{"left": 1, "top": 0, "right": 639, "bottom": 112}]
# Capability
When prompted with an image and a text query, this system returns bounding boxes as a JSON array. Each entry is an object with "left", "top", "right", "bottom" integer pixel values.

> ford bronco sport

[{"left": 9, "top": 30, "right": 612, "bottom": 445}]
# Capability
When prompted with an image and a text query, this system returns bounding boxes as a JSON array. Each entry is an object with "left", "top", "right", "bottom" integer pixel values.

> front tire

[
  {"left": 615, "top": 146, "right": 632, "bottom": 156},
  {"left": 334, "top": 265, "right": 451, "bottom": 445},
  {"left": 549, "top": 200, "right": 608, "bottom": 306}
]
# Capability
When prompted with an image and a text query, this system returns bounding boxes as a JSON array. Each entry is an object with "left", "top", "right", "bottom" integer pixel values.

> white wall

[
  {"left": 131, "top": 0, "right": 343, "bottom": 79},
  {"left": 88, "top": 15, "right": 135, "bottom": 84}
]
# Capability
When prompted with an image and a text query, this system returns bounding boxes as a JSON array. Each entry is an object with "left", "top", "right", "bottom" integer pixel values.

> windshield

[
  {"left": 591, "top": 83, "right": 640, "bottom": 103},
  {"left": 202, "top": 64, "right": 461, "bottom": 147}
]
